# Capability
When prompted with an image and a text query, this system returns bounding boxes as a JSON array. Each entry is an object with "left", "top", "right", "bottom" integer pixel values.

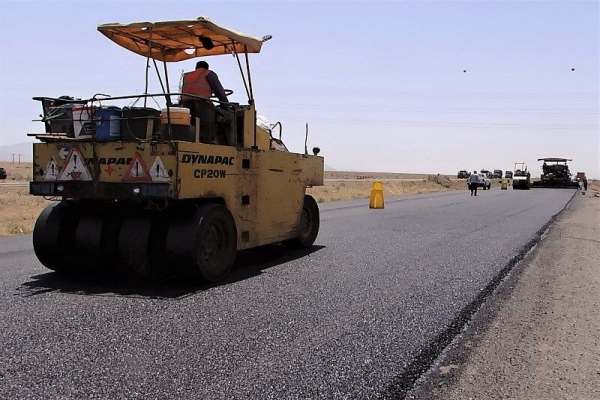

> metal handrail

[{"left": 33, "top": 92, "right": 236, "bottom": 106}]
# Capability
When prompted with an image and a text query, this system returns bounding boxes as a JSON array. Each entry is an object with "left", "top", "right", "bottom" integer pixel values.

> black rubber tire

[
  {"left": 118, "top": 212, "right": 169, "bottom": 280},
  {"left": 118, "top": 216, "right": 151, "bottom": 279},
  {"left": 287, "top": 195, "right": 320, "bottom": 248},
  {"left": 191, "top": 204, "right": 237, "bottom": 282},
  {"left": 166, "top": 203, "right": 237, "bottom": 282},
  {"left": 33, "top": 201, "right": 80, "bottom": 272}
]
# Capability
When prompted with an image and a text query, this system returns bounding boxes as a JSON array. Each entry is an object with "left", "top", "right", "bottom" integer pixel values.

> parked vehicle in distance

[
  {"left": 493, "top": 169, "right": 503, "bottom": 178},
  {"left": 505, "top": 171, "right": 513, "bottom": 179},
  {"left": 477, "top": 173, "right": 492, "bottom": 190},
  {"left": 0, "top": 167, "right": 7, "bottom": 180},
  {"left": 457, "top": 170, "right": 470, "bottom": 179}
]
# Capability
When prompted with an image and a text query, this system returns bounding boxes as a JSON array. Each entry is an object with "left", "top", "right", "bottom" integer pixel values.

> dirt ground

[
  {"left": 0, "top": 161, "right": 33, "bottom": 181},
  {"left": 0, "top": 165, "right": 467, "bottom": 236},
  {"left": 308, "top": 174, "right": 466, "bottom": 203},
  {"left": 0, "top": 186, "right": 51, "bottom": 235},
  {"left": 422, "top": 188, "right": 600, "bottom": 400}
]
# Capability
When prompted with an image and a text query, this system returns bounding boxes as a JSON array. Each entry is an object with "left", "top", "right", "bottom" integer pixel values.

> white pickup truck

[{"left": 477, "top": 173, "right": 491, "bottom": 190}]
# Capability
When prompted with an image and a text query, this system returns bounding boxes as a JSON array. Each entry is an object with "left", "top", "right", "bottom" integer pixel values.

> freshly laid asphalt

[{"left": 0, "top": 188, "right": 575, "bottom": 399}]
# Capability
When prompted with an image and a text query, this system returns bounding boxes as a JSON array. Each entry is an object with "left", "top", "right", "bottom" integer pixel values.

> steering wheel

[{"left": 211, "top": 89, "right": 233, "bottom": 99}]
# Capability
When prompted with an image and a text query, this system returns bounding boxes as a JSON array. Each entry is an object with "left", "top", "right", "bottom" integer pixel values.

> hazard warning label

[
  {"left": 149, "top": 156, "right": 170, "bottom": 182},
  {"left": 123, "top": 152, "right": 151, "bottom": 182},
  {"left": 57, "top": 148, "right": 92, "bottom": 181},
  {"left": 44, "top": 158, "right": 58, "bottom": 181}
]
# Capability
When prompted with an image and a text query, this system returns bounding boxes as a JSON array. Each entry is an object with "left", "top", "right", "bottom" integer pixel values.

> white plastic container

[{"left": 72, "top": 106, "right": 95, "bottom": 138}]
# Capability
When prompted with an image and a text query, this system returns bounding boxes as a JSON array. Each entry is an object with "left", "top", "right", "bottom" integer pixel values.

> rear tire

[
  {"left": 167, "top": 203, "right": 237, "bottom": 283},
  {"left": 33, "top": 202, "right": 80, "bottom": 273},
  {"left": 118, "top": 213, "right": 168, "bottom": 280},
  {"left": 192, "top": 204, "right": 237, "bottom": 282},
  {"left": 287, "top": 195, "right": 320, "bottom": 248}
]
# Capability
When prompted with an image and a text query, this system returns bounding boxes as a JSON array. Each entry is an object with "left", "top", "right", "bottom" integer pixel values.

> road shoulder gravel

[{"left": 408, "top": 192, "right": 600, "bottom": 399}]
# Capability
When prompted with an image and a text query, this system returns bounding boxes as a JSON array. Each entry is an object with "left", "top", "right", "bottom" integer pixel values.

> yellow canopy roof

[{"left": 98, "top": 17, "right": 268, "bottom": 62}]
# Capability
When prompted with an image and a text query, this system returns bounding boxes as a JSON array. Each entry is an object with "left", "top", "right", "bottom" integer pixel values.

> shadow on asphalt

[{"left": 18, "top": 244, "right": 326, "bottom": 299}]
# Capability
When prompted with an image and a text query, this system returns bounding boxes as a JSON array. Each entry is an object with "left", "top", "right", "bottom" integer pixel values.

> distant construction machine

[
  {"left": 28, "top": 17, "right": 324, "bottom": 282},
  {"left": 512, "top": 162, "right": 531, "bottom": 190},
  {"left": 531, "top": 158, "right": 578, "bottom": 188}
]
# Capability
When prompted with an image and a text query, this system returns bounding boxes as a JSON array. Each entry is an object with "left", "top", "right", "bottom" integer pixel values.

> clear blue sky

[{"left": 1, "top": 0, "right": 598, "bottom": 177}]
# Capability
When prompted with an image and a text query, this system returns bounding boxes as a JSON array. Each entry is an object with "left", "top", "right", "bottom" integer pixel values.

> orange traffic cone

[{"left": 369, "top": 181, "right": 384, "bottom": 209}]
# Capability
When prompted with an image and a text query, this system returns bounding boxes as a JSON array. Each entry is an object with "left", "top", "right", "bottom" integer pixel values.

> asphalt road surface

[{"left": 0, "top": 188, "right": 575, "bottom": 399}]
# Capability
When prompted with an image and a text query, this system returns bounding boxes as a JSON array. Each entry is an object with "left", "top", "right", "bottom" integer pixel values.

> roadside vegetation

[{"left": 307, "top": 174, "right": 465, "bottom": 203}]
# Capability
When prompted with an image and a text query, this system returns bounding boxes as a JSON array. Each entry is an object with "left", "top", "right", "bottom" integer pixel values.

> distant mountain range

[{"left": 0, "top": 142, "right": 33, "bottom": 162}]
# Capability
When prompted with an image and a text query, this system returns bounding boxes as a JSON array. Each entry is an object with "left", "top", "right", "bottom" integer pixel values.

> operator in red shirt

[{"left": 181, "top": 61, "right": 229, "bottom": 103}]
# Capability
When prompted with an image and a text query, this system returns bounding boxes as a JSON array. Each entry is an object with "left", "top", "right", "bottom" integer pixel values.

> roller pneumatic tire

[
  {"left": 166, "top": 203, "right": 237, "bottom": 283},
  {"left": 118, "top": 214, "right": 168, "bottom": 280},
  {"left": 33, "top": 201, "right": 80, "bottom": 273},
  {"left": 192, "top": 204, "right": 237, "bottom": 282},
  {"left": 286, "top": 195, "right": 320, "bottom": 248}
]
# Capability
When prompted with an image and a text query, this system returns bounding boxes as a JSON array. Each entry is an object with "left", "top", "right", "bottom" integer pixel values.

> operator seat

[{"left": 180, "top": 99, "right": 217, "bottom": 143}]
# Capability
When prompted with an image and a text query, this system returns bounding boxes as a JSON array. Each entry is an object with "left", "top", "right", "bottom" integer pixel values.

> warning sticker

[
  {"left": 123, "top": 152, "right": 151, "bottom": 182},
  {"left": 44, "top": 158, "right": 58, "bottom": 181},
  {"left": 57, "top": 148, "right": 92, "bottom": 181},
  {"left": 149, "top": 156, "right": 170, "bottom": 182}
]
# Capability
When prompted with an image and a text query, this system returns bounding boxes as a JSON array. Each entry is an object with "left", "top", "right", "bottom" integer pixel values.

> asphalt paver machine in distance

[
  {"left": 531, "top": 157, "right": 578, "bottom": 188},
  {"left": 29, "top": 17, "right": 324, "bottom": 282},
  {"left": 512, "top": 162, "right": 531, "bottom": 190}
]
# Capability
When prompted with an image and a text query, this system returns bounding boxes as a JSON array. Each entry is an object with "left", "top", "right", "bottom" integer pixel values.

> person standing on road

[{"left": 468, "top": 171, "right": 480, "bottom": 196}]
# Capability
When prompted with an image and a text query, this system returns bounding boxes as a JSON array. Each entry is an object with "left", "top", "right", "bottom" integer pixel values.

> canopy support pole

[
  {"left": 244, "top": 47, "right": 257, "bottom": 149},
  {"left": 244, "top": 47, "right": 254, "bottom": 103},
  {"left": 162, "top": 60, "right": 173, "bottom": 140},
  {"left": 151, "top": 58, "right": 171, "bottom": 139},
  {"left": 144, "top": 29, "right": 153, "bottom": 108},
  {"left": 162, "top": 61, "right": 172, "bottom": 106},
  {"left": 233, "top": 45, "right": 251, "bottom": 100},
  {"left": 144, "top": 56, "right": 150, "bottom": 108}
]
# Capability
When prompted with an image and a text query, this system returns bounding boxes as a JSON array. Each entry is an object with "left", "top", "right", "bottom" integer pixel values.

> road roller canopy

[
  {"left": 98, "top": 16, "right": 270, "bottom": 62},
  {"left": 537, "top": 158, "right": 572, "bottom": 162}
]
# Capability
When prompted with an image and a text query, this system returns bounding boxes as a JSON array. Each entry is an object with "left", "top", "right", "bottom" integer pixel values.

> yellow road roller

[{"left": 29, "top": 17, "right": 324, "bottom": 281}]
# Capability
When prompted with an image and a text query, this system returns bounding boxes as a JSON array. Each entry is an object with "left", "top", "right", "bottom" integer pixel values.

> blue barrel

[{"left": 95, "top": 106, "right": 122, "bottom": 141}]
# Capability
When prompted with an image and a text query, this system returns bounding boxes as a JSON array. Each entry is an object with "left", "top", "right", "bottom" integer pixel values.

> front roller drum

[
  {"left": 33, "top": 201, "right": 80, "bottom": 273},
  {"left": 166, "top": 203, "right": 237, "bottom": 282}
]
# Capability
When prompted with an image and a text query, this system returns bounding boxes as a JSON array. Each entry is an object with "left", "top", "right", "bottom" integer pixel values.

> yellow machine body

[{"left": 32, "top": 107, "right": 323, "bottom": 251}]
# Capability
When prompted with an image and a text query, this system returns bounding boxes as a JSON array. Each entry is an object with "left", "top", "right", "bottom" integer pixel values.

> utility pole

[
  {"left": 11, "top": 153, "right": 14, "bottom": 164},
  {"left": 18, "top": 154, "right": 21, "bottom": 165}
]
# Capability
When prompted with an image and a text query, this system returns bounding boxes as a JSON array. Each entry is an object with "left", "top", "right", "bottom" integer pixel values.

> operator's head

[
  {"left": 473, "top": 170, "right": 477, "bottom": 173},
  {"left": 196, "top": 61, "right": 209, "bottom": 70}
]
